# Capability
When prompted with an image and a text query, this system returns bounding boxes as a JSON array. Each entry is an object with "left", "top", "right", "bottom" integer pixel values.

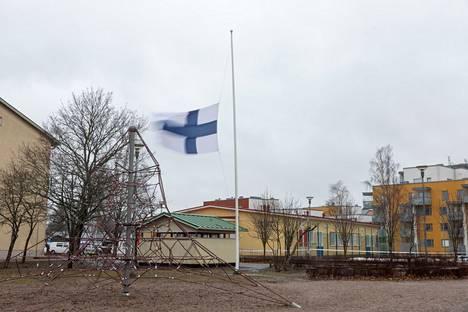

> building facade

[
  {"left": 203, "top": 196, "right": 280, "bottom": 211},
  {"left": 0, "top": 97, "right": 55, "bottom": 258},
  {"left": 372, "top": 164, "right": 468, "bottom": 255},
  {"left": 178, "top": 204, "right": 379, "bottom": 257},
  {"left": 138, "top": 212, "right": 246, "bottom": 264}
]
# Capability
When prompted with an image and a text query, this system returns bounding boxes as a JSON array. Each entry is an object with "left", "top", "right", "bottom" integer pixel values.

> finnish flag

[{"left": 152, "top": 104, "right": 219, "bottom": 154}]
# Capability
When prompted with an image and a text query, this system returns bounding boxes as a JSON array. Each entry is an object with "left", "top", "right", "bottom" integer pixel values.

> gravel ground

[{"left": 1, "top": 269, "right": 467, "bottom": 312}]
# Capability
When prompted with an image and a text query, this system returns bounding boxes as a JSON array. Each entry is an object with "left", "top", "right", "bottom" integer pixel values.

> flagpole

[{"left": 230, "top": 30, "right": 240, "bottom": 271}]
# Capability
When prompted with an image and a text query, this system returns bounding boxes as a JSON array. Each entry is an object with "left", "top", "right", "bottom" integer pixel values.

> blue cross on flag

[{"left": 152, "top": 104, "right": 219, "bottom": 154}]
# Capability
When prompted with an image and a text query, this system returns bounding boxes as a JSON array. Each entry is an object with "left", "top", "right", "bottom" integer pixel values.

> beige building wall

[
  {"left": 178, "top": 206, "right": 380, "bottom": 257},
  {"left": 0, "top": 100, "right": 52, "bottom": 258},
  {"left": 138, "top": 236, "right": 236, "bottom": 264}
]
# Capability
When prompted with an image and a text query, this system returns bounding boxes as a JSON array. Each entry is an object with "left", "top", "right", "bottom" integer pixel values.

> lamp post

[
  {"left": 306, "top": 196, "right": 314, "bottom": 208},
  {"left": 417, "top": 165, "right": 428, "bottom": 259}
]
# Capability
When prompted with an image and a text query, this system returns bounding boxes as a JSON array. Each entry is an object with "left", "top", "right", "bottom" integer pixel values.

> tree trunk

[
  {"left": 21, "top": 225, "right": 35, "bottom": 263},
  {"left": 4, "top": 231, "right": 19, "bottom": 269},
  {"left": 67, "top": 224, "right": 84, "bottom": 269},
  {"left": 453, "top": 246, "right": 458, "bottom": 262}
]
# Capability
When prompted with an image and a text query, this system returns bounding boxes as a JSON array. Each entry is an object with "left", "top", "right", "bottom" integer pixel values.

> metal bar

[{"left": 122, "top": 127, "right": 136, "bottom": 295}]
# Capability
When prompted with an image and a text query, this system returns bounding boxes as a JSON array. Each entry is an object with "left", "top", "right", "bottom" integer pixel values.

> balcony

[
  {"left": 400, "top": 211, "right": 414, "bottom": 222},
  {"left": 448, "top": 212, "right": 464, "bottom": 221},
  {"left": 463, "top": 194, "right": 468, "bottom": 204},
  {"left": 411, "top": 193, "right": 432, "bottom": 205}
]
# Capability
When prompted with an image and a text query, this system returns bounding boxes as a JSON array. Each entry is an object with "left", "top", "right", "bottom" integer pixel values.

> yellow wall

[
  {"left": 374, "top": 179, "right": 468, "bottom": 254},
  {"left": 138, "top": 237, "right": 237, "bottom": 264},
  {"left": 0, "top": 101, "right": 50, "bottom": 257},
  {"left": 139, "top": 216, "right": 237, "bottom": 263},
  {"left": 179, "top": 206, "right": 380, "bottom": 256}
]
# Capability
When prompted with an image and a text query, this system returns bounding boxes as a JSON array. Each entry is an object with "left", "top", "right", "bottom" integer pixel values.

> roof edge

[{"left": 0, "top": 97, "right": 59, "bottom": 146}]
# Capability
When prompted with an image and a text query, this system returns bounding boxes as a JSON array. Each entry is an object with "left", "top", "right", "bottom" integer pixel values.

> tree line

[{"left": 0, "top": 88, "right": 149, "bottom": 268}]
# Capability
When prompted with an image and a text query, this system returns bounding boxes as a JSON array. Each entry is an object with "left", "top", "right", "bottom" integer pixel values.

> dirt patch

[{"left": 1, "top": 268, "right": 467, "bottom": 312}]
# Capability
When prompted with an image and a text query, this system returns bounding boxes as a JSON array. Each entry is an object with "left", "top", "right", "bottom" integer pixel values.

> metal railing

[{"left": 411, "top": 193, "right": 432, "bottom": 205}]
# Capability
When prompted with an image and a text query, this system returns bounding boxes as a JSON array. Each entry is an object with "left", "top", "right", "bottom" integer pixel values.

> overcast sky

[{"left": 1, "top": 1, "right": 468, "bottom": 210}]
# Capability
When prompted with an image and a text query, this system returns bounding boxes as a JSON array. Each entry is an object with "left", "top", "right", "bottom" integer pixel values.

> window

[
  {"left": 424, "top": 223, "right": 433, "bottom": 232},
  {"left": 352, "top": 233, "right": 360, "bottom": 246},
  {"left": 330, "top": 232, "right": 342, "bottom": 246},
  {"left": 424, "top": 207, "right": 432, "bottom": 216},
  {"left": 442, "top": 239, "right": 449, "bottom": 248},
  {"left": 442, "top": 191, "right": 448, "bottom": 202},
  {"left": 308, "top": 230, "right": 314, "bottom": 246},
  {"left": 424, "top": 239, "right": 434, "bottom": 247},
  {"left": 457, "top": 190, "right": 464, "bottom": 200},
  {"left": 365, "top": 235, "right": 372, "bottom": 248},
  {"left": 330, "top": 232, "right": 336, "bottom": 246},
  {"left": 440, "top": 207, "right": 447, "bottom": 215},
  {"left": 0, "top": 116, "right": 3, "bottom": 126},
  {"left": 440, "top": 223, "right": 449, "bottom": 231},
  {"left": 317, "top": 232, "right": 323, "bottom": 247}
]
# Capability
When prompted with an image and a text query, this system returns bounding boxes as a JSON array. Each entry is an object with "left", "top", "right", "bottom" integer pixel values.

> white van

[{"left": 44, "top": 242, "right": 69, "bottom": 254}]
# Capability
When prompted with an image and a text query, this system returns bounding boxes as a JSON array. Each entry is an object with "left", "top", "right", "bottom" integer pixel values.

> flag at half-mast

[{"left": 152, "top": 104, "right": 219, "bottom": 154}]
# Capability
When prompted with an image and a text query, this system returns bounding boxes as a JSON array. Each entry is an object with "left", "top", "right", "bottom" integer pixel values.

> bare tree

[
  {"left": 400, "top": 202, "right": 418, "bottom": 257},
  {"left": 16, "top": 143, "right": 50, "bottom": 263},
  {"left": 0, "top": 160, "right": 28, "bottom": 268},
  {"left": 280, "top": 197, "right": 303, "bottom": 260},
  {"left": 267, "top": 197, "right": 314, "bottom": 271},
  {"left": 250, "top": 193, "right": 277, "bottom": 258},
  {"left": 369, "top": 145, "right": 403, "bottom": 258},
  {"left": 267, "top": 209, "right": 283, "bottom": 271},
  {"left": 327, "top": 181, "right": 357, "bottom": 257},
  {"left": 442, "top": 198, "right": 465, "bottom": 261},
  {"left": 28, "top": 88, "right": 145, "bottom": 264},
  {"left": 20, "top": 193, "right": 47, "bottom": 263}
]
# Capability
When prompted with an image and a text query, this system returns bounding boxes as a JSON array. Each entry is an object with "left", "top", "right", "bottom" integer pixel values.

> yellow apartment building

[
  {"left": 372, "top": 164, "right": 468, "bottom": 255},
  {"left": 178, "top": 203, "right": 380, "bottom": 257},
  {"left": 0, "top": 97, "right": 56, "bottom": 258}
]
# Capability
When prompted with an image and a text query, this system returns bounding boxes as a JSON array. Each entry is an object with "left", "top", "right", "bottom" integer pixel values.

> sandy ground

[{"left": 1, "top": 267, "right": 467, "bottom": 312}]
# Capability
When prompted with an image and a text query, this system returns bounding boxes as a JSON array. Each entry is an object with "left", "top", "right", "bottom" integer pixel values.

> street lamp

[
  {"left": 416, "top": 165, "right": 428, "bottom": 258},
  {"left": 306, "top": 196, "right": 314, "bottom": 208}
]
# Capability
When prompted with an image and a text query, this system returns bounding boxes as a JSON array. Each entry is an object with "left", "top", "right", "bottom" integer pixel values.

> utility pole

[
  {"left": 417, "top": 165, "right": 428, "bottom": 259},
  {"left": 122, "top": 127, "right": 136, "bottom": 295}
]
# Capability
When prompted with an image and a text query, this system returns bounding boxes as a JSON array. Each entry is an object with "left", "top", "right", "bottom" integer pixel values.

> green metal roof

[{"left": 145, "top": 212, "right": 247, "bottom": 232}]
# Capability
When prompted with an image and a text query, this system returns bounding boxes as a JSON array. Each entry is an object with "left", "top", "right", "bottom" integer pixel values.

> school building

[{"left": 178, "top": 198, "right": 380, "bottom": 257}]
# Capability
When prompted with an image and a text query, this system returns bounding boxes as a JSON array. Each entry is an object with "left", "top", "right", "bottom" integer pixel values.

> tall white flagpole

[{"left": 230, "top": 30, "right": 240, "bottom": 271}]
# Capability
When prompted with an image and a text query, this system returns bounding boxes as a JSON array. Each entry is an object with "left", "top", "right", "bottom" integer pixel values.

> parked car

[
  {"left": 44, "top": 241, "right": 69, "bottom": 254},
  {"left": 458, "top": 255, "right": 468, "bottom": 263}
]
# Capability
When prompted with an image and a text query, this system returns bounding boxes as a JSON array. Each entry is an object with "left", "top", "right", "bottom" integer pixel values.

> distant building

[
  {"left": 203, "top": 196, "right": 280, "bottom": 211},
  {"left": 302, "top": 205, "right": 373, "bottom": 222},
  {"left": 0, "top": 97, "right": 56, "bottom": 258},
  {"left": 371, "top": 163, "right": 468, "bottom": 255},
  {"left": 400, "top": 164, "right": 468, "bottom": 183},
  {"left": 138, "top": 212, "right": 247, "bottom": 264},
  {"left": 178, "top": 203, "right": 379, "bottom": 257}
]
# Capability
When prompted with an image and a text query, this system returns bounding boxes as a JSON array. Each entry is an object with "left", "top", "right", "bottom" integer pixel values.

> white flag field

[{"left": 152, "top": 104, "right": 219, "bottom": 154}]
